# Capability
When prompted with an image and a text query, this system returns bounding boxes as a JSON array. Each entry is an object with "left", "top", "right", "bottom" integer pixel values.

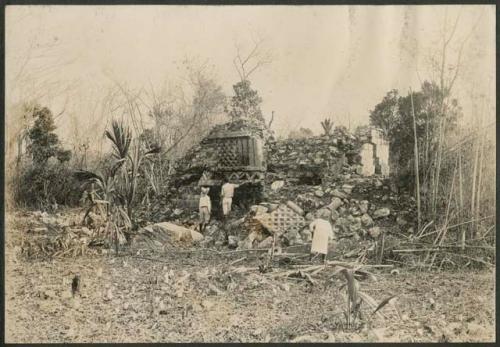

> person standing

[
  {"left": 81, "top": 183, "right": 96, "bottom": 225},
  {"left": 198, "top": 187, "right": 211, "bottom": 233},
  {"left": 309, "top": 218, "right": 334, "bottom": 263},
  {"left": 220, "top": 181, "right": 239, "bottom": 218}
]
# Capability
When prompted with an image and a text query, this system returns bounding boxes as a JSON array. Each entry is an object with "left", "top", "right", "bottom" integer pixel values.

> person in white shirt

[
  {"left": 220, "top": 182, "right": 239, "bottom": 218},
  {"left": 198, "top": 187, "right": 211, "bottom": 233},
  {"left": 309, "top": 218, "right": 334, "bottom": 263}
]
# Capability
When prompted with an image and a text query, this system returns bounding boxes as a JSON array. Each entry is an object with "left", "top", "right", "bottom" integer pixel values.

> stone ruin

[
  {"left": 358, "top": 128, "right": 390, "bottom": 177},
  {"left": 15, "top": 116, "right": 415, "bottom": 263},
  {"left": 132, "top": 119, "right": 415, "bottom": 253}
]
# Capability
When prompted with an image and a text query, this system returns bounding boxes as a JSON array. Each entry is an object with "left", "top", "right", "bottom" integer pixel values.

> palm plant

[
  {"left": 336, "top": 267, "right": 399, "bottom": 330},
  {"left": 74, "top": 120, "right": 160, "bottom": 252},
  {"left": 74, "top": 167, "right": 127, "bottom": 252},
  {"left": 103, "top": 120, "right": 160, "bottom": 219},
  {"left": 321, "top": 118, "right": 334, "bottom": 135},
  {"left": 105, "top": 120, "right": 132, "bottom": 160}
]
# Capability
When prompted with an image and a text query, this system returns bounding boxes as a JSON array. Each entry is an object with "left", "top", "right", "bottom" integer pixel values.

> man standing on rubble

[
  {"left": 220, "top": 181, "right": 239, "bottom": 219},
  {"left": 309, "top": 218, "right": 334, "bottom": 263},
  {"left": 199, "top": 187, "right": 211, "bottom": 233}
]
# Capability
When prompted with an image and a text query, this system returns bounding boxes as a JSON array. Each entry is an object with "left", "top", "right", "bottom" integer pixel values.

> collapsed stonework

[
  {"left": 265, "top": 126, "right": 358, "bottom": 184},
  {"left": 133, "top": 120, "right": 416, "bottom": 260},
  {"left": 156, "top": 121, "right": 364, "bottom": 221}
]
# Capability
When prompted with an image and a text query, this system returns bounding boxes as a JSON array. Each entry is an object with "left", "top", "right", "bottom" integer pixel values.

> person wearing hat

[
  {"left": 309, "top": 217, "right": 334, "bottom": 263},
  {"left": 199, "top": 187, "right": 211, "bottom": 233}
]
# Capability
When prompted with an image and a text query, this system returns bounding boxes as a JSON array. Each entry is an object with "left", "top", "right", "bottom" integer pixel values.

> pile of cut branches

[{"left": 19, "top": 227, "right": 95, "bottom": 260}]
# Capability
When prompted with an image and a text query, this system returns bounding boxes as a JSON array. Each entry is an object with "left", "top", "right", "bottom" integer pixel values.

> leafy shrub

[{"left": 13, "top": 160, "right": 83, "bottom": 209}]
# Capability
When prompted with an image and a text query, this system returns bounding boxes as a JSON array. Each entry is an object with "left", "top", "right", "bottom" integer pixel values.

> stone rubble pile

[
  {"left": 134, "top": 122, "right": 416, "bottom": 260},
  {"left": 142, "top": 127, "right": 363, "bottom": 222},
  {"left": 136, "top": 119, "right": 272, "bottom": 224},
  {"left": 265, "top": 129, "right": 361, "bottom": 181},
  {"left": 222, "top": 174, "right": 416, "bottom": 257}
]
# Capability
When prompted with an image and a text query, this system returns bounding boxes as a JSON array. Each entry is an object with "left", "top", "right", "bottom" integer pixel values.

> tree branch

[{"left": 268, "top": 110, "right": 275, "bottom": 129}]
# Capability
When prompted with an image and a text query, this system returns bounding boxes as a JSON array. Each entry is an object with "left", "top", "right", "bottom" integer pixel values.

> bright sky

[{"left": 5, "top": 5, "right": 496, "bottom": 146}]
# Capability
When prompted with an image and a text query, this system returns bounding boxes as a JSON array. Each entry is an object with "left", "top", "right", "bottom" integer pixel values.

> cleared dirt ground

[{"left": 5, "top": 216, "right": 495, "bottom": 343}]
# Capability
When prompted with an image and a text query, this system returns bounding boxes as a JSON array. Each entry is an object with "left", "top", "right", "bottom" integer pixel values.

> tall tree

[
  {"left": 369, "top": 89, "right": 400, "bottom": 139},
  {"left": 26, "top": 105, "right": 71, "bottom": 166},
  {"left": 227, "top": 79, "right": 265, "bottom": 124},
  {"left": 369, "top": 81, "right": 461, "bottom": 195}
]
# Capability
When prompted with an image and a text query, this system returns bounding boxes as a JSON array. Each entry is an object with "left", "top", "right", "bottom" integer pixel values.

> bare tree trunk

[
  {"left": 430, "top": 10, "right": 477, "bottom": 219},
  {"left": 475, "top": 111, "right": 486, "bottom": 238},
  {"left": 428, "top": 160, "right": 457, "bottom": 269},
  {"left": 432, "top": 110, "right": 446, "bottom": 218},
  {"left": 425, "top": 114, "right": 429, "bottom": 171},
  {"left": 458, "top": 150, "right": 465, "bottom": 250},
  {"left": 423, "top": 113, "right": 430, "bottom": 213},
  {"left": 470, "top": 124, "right": 480, "bottom": 239},
  {"left": 16, "top": 134, "right": 23, "bottom": 167},
  {"left": 268, "top": 110, "right": 275, "bottom": 129},
  {"left": 410, "top": 90, "right": 421, "bottom": 232}
]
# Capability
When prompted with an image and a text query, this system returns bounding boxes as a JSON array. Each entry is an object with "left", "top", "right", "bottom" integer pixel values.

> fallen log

[
  {"left": 229, "top": 266, "right": 259, "bottom": 273},
  {"left": 393, "top": 248, "right": 440, "bottom": 253},
  {"left": 216, "top": 248, "right": 270, "bottom": 255},
  {"left": 392, "top": 248, "right": 493, "bottom": 267},
  {"left": 326, "top": 260, "right": 393, "bottom": 268},
  {"left": 288, "top": 261, "right": 392, "bottom": 269},
  {"left": 441, "top": 251, "right": 494, "bottom": 267},
  {"left": 311, "top": 266, "right": 326, "bottom": 276},
  {"left": 393, "top": 245, "right": 495, "bottom": 252},
  {"left": 274, "top": 253, "right": 308, "bottom": 257},
  {"left": 268, "top": 265, "right": 324, "bottom": 278},
  {"left": 161, "top": 248, "right": 270, "bottom": 255},
  {"left": 283, "top": 242, "right": 312, "bottom": 249},
  {"left": 229, "top": 257, "right": 247, "bottom": 266}
]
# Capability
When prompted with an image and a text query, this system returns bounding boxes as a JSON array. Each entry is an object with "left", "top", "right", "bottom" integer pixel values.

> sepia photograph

[{"left": 4, "top": 3, "right": 496, "bottom": 343}]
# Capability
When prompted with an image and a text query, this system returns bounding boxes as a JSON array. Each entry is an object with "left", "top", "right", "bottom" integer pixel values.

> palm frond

[
  {"left": 354, "top": 269, "right": 378, "bottom": 282},
  {"left": 321, "top": 118, "right": 334, "bottom": 135},
  {"left": 144, "top": 144, "right": 162, "bottom": 156},
  {"left": 73, "top": 170, "right": 104, "bottom": 184},
  {"left": 109, "top": 158, "right": 126, "bottom": 178},
  {"left": 358, "top": 291, "right": 385, "bottom": 318},
  {"left": 340, "top": 268, "right": 359, "bottom": 304},
  {"left": 116, "top": 206, "right": 132, "bottom": 230},
  {"left": 105, "top": 120, "right": 132, "bottom": 159},
  {"left": 372, "top": 295, "right": 398, "bottom": 316}
]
